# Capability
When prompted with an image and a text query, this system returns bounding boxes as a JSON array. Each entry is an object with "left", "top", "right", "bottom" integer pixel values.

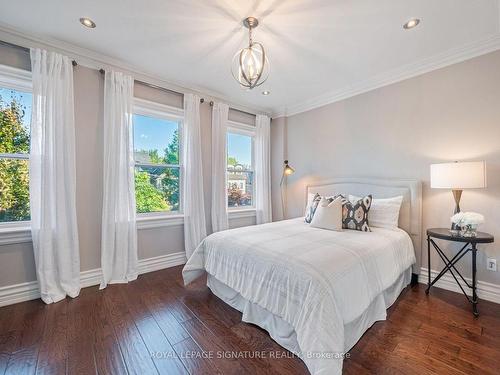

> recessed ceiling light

[
  {"left": 262, "top": 90, "right": 270, "bottom": 96},
  {"left": 79, "top": 17, "right": 96, "bottom": 29},
  {"left": 403, "top": 18, "right": 420, "bottom": 30}
]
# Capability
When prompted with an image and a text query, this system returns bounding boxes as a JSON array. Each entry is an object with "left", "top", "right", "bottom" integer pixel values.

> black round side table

[{"left": 426, "top": 228, "right": 494, "bottom": 317}]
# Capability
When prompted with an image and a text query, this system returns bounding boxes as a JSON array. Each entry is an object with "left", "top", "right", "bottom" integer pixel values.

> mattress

[{"left": 183, "top": 218, "right": 415, "bottom": 374}]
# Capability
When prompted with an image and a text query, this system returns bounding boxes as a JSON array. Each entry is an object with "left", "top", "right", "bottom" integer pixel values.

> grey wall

[
  {"left": 74, "top": 66, "right": 104, "bottom": 271},
  {"left": 0, "top": 43, "right": 30, "bottom": 70},
  {"left": 0, "top": 44, "right": 256, "bottom": 288},
  {"left": 270, "top": 116, "right": 286, "bottom": 222},
  {"left": 273, "top": 50, "right": 500, "bottom": 286}
]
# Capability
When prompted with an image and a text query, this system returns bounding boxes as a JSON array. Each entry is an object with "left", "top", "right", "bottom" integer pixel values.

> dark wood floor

[{"left": 0, "top": 266, "right": 499, "bottom": 375}]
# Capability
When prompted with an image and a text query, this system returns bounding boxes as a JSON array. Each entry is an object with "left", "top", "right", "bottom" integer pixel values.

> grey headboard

[{"left": 306, "top": 177, "right": 422, "bottom": 255}]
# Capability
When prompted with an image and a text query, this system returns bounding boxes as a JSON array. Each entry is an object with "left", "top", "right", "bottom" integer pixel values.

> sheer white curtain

[
  {"left": 211, "top": 102, "right": 229, "bottom": 232},
  {"left": 183, "top": 94, "right": 207, "bottom": 259},
  {"left": 255, "top": 114, "right": 272, "bottom": 224},
  {"left": 100, "top": 71, "right": 138, "bottom": 289},
  {"left": 30, "top": 48, "right": 80, "bottom": 304}
]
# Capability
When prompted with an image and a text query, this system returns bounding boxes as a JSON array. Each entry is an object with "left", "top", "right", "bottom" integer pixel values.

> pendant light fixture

[{"left": 231, "top": 17, "right": 270, "bottom": 90}]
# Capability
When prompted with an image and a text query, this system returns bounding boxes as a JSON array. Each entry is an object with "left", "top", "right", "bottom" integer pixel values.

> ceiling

[{"left": 0, "top": 0, "right": 499, "bottom": 116}]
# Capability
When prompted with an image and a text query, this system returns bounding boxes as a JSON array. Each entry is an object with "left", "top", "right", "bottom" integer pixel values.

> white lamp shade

[{"left": 430, "top": 161, "right": 487, "bottom": 189}]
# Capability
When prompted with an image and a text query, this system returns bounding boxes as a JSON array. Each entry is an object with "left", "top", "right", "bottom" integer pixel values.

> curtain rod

[{"left": 98, "top": 68, "right": 213, "bottom": 105}]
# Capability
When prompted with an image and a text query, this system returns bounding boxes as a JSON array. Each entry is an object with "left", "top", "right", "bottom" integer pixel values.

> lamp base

[{"left": 450, "top": 189, "right": 462, "bottom": 234}]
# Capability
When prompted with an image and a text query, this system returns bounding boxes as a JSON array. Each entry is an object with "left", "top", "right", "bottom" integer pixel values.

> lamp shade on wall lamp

[
  {"left": 430, "top": 161, "right": 487, "bottom": 189},
  {"left": 283, "top": 160, "right": 295, "bottom": 176}
]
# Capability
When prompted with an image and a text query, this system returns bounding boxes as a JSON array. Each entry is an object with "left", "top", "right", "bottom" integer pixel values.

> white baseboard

[
  {"left": 0, "top": 280, "right": 39, "bottom": 307},
  {"left": 418, "top": 267, "right": 500, "bottom": 304},
  {"left": 138, "top": 252, "right": 187, "bottom": 274},
  {"left": 0, "top": 251, "right": 187, "bottom": 307}
]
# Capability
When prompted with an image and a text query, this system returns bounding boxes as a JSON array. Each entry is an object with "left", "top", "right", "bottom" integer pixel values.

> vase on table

[{"left": 460, "top": 224, "right": 478, "bottom": 237}]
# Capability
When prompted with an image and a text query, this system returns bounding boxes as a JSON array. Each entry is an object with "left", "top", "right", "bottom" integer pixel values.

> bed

[{"left": 183, "top": 177, "right": 422, "bottom": 375}]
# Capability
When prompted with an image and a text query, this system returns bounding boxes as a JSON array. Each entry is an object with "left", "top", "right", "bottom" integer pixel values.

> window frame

[
  {"left": 132, "top": 98, "right": 184, "bottom": 224},
  {"left": 0, "top": 64, "right": 33, "bottom": 235},
  {"left": 226, "top": 120, "right": 256, "bottom": 212}
]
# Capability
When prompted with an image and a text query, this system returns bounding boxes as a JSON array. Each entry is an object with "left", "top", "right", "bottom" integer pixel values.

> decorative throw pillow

[
  {"left": 310, "top": 197, "right": 343, "bottom": 231},
  {"left": 339, "top": 195, "right": 372, "bottom": 232},
  {"left": 304, "top": 193, "right": 321, "bottom": 223},
  {"left": 304, "top": 193, "right": 318, "bottom": 220}
]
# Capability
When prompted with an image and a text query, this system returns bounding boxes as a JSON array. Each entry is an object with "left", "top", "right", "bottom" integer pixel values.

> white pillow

[
  {"left": 349, "top": 195, "right": 403, "bottom": 229},
  {"left": 310, "top": 197, "right": 343, "bottom": 231}
]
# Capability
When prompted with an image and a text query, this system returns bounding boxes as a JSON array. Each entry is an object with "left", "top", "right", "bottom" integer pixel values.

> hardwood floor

[{"left": 1, "top": 266, "right": 499, "bottom": 375}]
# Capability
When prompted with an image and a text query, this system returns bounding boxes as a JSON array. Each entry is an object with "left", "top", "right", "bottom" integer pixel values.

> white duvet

[{"left": 183, "top": 218, "right": 415, "bottom": 374}]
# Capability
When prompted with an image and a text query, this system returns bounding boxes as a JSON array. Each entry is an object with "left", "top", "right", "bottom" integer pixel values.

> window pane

[
  {"left": 227, "top": 170, "right": 253, "bottom": 208},
  {"left": 135, "top": 166, "right": 179, "bottom": 213},
  {"left": 227, "top": 132, "right": 252, "bottom": 169},
  {"left": 133, "top": 114, "right": 179, "bottom": 165},
  {"left": 0, "top": 158, "right": 30, "bottom": 222},
  {"left": 227, "top": 132, "right": 253, "bottom": 208},
  {"left": 0, "top": 88, "right": 32, "bottom": 154}
]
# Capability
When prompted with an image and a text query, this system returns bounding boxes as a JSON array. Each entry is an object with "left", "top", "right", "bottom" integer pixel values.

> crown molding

[
  {"left": 0, "top": 23, "right": 272, "bottom": 117},
  {"left": 272, "top": 33, "right": 500, "bottom": 118}
]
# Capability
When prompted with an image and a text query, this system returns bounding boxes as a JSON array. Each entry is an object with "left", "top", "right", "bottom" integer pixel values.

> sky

[
  {"left": 227, "top": 132, "right": 252, "bottom": 166},
  {"left": 133, "top": 114, "right": 252, "bottom": 166},
  {"left": 133, "top": 114, "right": 178, "bottom": 158},
  {"left": 0, "top": 87, "right": 32, "bottom": 131}
]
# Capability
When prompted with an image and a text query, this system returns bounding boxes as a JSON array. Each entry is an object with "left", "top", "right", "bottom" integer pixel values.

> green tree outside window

[
  {"left": 0, "top": 93, "right": 31, "bottom": 222},
  {"left": 135, "top": 129, "right": 180, "bottom": 213}
]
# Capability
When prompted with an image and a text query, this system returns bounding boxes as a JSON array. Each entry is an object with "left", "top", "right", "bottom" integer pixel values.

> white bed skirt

[{"left": 207, "top": 267, "right": 412, "bottom": 357}]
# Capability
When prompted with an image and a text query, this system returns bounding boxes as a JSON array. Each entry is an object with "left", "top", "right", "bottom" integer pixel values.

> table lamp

[{"left": 430, "top": 161, "right": 487, "bottom": 233}]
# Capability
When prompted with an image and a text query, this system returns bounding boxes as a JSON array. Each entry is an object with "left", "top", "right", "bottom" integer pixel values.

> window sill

[
  {"left": 228, "top": 209, "right": 256, "bottom": 219},
  {"left": 0, "top": 223, "right": 32, "bottom": 246},
  {"left": 136, "top": 214, "right": 184, "bottom": 229}
]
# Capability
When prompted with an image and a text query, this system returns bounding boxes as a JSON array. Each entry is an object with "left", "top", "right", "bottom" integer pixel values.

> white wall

[
  {"left": 0, "top": 44, "right": 256, "bottom": 288},
  {"left": 274, "top": 50, "right": 500, "bottom": 286}
]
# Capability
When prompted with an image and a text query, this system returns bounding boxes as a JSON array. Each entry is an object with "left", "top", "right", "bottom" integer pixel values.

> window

[
  {"left": 133, "top": 100, "right": 182, "bottom": 215},
  {"left": 227, "top": 123, "right": 254, "bottom": 209},
  {"left": 0, "top": 86, "right": 32, "bottom": 223}
]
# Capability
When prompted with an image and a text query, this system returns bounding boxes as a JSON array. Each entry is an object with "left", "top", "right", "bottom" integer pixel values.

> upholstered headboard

[{"left": 306, "top": 177, "right": 422, "bottom": 255}]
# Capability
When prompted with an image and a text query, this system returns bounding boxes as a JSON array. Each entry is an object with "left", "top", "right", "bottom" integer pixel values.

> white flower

[
  {"left": 451, "top": 212, "right": 484, "bottom": 226},
  {"left": 450, "top": 212, "right": 465, "bottom": 224}
]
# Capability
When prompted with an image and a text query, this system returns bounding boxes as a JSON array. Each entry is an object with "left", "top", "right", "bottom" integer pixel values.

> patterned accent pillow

[
  {"left": 305, "top": 193, "right": 321, "bottom": 223},
  {"left": 339, "top": 195, "right": 372, "bottom": 232}
]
